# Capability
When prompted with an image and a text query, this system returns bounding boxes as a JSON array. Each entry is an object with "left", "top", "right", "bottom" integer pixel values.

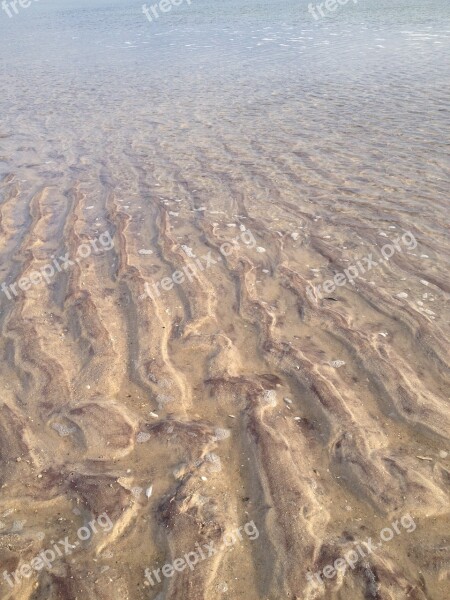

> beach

[{"left": 0, "top": 0, "right": 449, "bottom": 598}]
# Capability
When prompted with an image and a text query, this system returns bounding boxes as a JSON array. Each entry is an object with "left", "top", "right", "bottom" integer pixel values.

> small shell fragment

[
  {"left": 131, "top": 487, "right": 143, "bottom": 498},
  {"left": 213, "top": 428, "right": 231, "bottom": 441},
  {"left": 205, "top": 452, "right": 222, "bottom": 473},
  {"left": 328, "top": 360, "right": 346, "bottom": 368},
  {"left": 52, "top": 423, "right": 76, "bottom": 437},
  {"left": 262, "top": 390, "right": 277, "bottom": 406}
]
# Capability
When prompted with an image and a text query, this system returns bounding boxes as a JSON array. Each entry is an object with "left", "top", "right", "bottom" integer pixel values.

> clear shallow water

[
  {"left": 2, "top": 0, "right": 450, "bottom": 75},
  {"left": 0, "top": 3, "right": 450, "bottom": 600},
  {"left": 1, "top": 0, "right": 449, "bottom": 190},
  {"left": 1, "top": 0, "right": 449, "bottom": 245}
]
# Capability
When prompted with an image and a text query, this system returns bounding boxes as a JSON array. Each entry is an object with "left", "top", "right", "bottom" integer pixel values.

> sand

[{"left": 0, "top": 167, "right": 448, "bottom": 600}]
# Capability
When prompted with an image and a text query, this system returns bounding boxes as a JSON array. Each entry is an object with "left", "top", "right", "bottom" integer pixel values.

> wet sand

[
  {"left": 0, "top": 139, "right": 448, "bottom": 599},
  {"left": 0, "top": 1, "right": 449, "bottom": 599}
]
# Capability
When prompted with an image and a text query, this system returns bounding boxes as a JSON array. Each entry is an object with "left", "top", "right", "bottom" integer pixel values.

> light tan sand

[{"left": 0, "top": 154, "right": 448, "bottom": 600}]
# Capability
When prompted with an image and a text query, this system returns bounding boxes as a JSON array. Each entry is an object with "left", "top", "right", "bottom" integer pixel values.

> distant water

[
  {"left": 1, "top": 0, "right": 449, "bottom": 220},
  {"left": 2, "top": 0, "right": 450, "bottom": 90}
]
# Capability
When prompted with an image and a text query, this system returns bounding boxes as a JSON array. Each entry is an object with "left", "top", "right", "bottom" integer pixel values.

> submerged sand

[{"left": 0, "top": 153, "right": 448, "bottom": 600}]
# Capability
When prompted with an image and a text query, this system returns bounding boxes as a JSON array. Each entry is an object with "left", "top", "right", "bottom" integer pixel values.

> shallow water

[{"left": 0, "top": 1, "right": 449, "bottom": 599}]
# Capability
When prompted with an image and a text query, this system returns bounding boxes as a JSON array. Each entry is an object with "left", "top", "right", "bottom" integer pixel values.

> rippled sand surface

[{"left": 0, "top": 0, "right": 449, "bottom": 599}]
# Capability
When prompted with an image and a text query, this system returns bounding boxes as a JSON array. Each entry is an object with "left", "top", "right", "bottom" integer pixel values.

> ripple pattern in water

[{"left": 0, "top": 1, "right": 449, "bottom": 599}]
